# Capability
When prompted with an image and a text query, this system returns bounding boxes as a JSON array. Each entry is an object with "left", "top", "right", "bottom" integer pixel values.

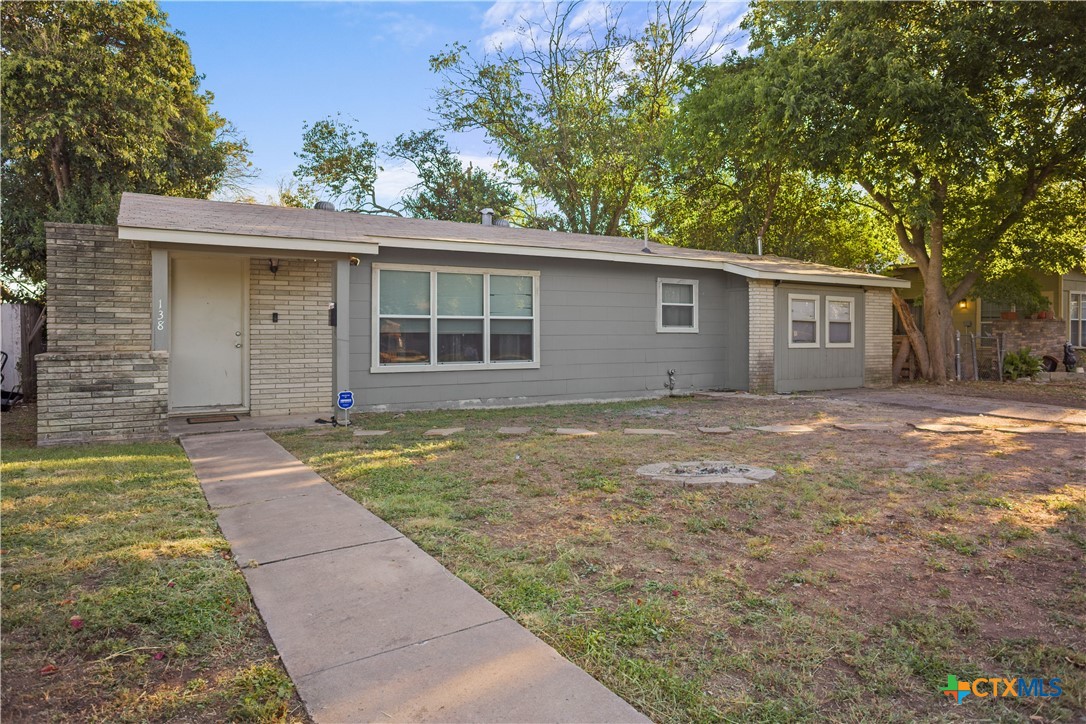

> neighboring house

[
  {"left": 36, "top": 193, "right": 908, "bottom": 444},
  {"left": 893, "top": 266, "right": 1086, "bottom": 346}
]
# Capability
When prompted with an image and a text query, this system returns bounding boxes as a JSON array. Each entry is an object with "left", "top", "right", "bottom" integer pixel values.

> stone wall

[
  {"left": 37, "top": 224, "right": 168, "bottom": 444},
  {"left": 248, "top": 258, "right": 334, "bottom": 415},
  {"left": 864, "top": 288, "right": 893, "bottom": 387},
  {"left": 747, "top": 279, "right": 775, "bottom": 394}
]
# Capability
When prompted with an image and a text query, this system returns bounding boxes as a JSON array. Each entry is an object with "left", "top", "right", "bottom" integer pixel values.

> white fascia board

[
  {"left": 371, "top": 236, "right": 726, "bottom": 271},
  {"left": 118, "top": 226, "right": 380, "bottom": 256},
  {"left": 720, "top": 262, "right": 911, "bottom": 289}
]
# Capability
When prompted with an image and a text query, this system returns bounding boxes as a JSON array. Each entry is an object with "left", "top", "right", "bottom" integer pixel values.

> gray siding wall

[
  {"left": 774, "top": 283, "right": 865, "bottom": 393},
  {"left": 721, "top": 273, "right": 750, "bottom": 390},
  {"left": 348, "top": 249, "right": 746, "bottom": 410}
]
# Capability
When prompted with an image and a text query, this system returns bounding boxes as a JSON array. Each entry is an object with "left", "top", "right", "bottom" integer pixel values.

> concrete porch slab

[
  {"left": 214, "top": 490, "right": 403, "bottom": 566},
  {"left": 243, "top": 537, "right": 507, "bottom": 678},
  {"left": 298, "top": 617, "right": 648, "bottom": 723},
  {"left": 170, "top": 412, "right": 323, "bottom": 437}
]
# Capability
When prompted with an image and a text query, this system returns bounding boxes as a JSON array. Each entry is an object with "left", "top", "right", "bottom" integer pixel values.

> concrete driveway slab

[
  {"left": 215, "top": 490, "right": 402, "bottom": 565},
  {"left": 299, "top": 617, "right": 648, "bottom": 724},
  {"left": 243, "top": 537, "right": 507, "bottom": 678}
]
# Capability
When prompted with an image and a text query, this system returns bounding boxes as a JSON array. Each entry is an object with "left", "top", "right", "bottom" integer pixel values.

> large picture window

[
  {"left": 788, "top": 293, "right": 820, "bottom": 348},
  {"left": 825, "top": 296, "right": 855, "bottom": 348},
  {"left": 657, "top": 278, "right": 699, "bottom": 333},
  {"left": 374, "top": 264, "right": 539, "bottom": 371},
  {"left": 1071, "top": 291, "right": 1085, "bottom": 348}
]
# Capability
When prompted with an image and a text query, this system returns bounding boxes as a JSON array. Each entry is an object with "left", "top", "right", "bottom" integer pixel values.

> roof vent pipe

[
  {"left": 314, "top": 201, "right": 336, "bottom": 211},
  {"left": 756, "top": 233, "right": 763, "bottom": 256},
  {"left": 480, "top": 208, "right": 494, "bottom": 226}
]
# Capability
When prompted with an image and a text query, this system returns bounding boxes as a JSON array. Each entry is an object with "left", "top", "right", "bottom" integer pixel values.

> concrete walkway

[
  {"left": 182, "top": 431, "right": 647, "bottom": 724},
  {"left": 822, "top": 388, "right": 1086, "bottom": 426}
]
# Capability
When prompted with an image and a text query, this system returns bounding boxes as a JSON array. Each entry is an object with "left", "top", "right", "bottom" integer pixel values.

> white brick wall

[
  {"left": 748, "top": 279, "right": 775, "bottom": 393},
  {"left": 249, "top": 258, "right": 334, "bottom": 415},
  {"left": 864, "top": 288, "right": 893, "bottom": 387}
]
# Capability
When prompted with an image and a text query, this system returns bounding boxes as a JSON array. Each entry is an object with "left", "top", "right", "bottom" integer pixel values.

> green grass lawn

[
  {"left": 1, "top": 425, "right": 305, "bottom": 722},
  {"left": 276, "top": 397, "right": 1085, "bottom": 722}
]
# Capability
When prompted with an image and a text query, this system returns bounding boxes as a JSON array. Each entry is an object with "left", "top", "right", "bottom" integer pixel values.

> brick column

[
  {"left": 864, "top": 288, "right": 893, "bottom": 387},
  {"left": 747, "top": 279, "right": 775, "bottom": 394},
  {"left": 248, "top": 258, "right": 334, "bottom": 415},
  {"left": 37, "top": 224, "right": 168, "bottom": 445}
]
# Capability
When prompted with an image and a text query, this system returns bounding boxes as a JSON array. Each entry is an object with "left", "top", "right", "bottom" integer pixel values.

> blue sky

[{"left": 161, "top": 1, "right": 748, "bottom": 205}]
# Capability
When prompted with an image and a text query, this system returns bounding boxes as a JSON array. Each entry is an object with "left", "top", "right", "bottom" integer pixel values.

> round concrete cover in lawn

[
  {"left": 636, "top": 460, "right": 776, "bottom": 487},
  {"left": 910, "top": 423, "right": 981, "bottom": 433}
]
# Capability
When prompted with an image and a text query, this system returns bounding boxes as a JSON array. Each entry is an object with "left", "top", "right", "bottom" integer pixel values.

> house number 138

[{"left": 157, "top": 299, "right": 165, "bottom": 331}]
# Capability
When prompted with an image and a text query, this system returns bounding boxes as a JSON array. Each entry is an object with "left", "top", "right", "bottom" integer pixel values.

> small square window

[
  {"left": 788, "top": 293, "right": 820, "bottom": 348},
  {"left": 657, "top": 279, "right": 698, "bottom": 333},
  {"left": 825, "top": 297, "right": 855, "bottom": 348}
]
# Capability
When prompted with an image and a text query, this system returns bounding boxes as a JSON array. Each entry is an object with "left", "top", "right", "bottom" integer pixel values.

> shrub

[{"left": 1003, "top": 347, "right": 1042, "bottom": 381}]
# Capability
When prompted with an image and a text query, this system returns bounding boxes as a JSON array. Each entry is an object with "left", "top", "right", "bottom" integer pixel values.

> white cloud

[{"left": 478, "top": 1, "right": 750, "bottom": 58}]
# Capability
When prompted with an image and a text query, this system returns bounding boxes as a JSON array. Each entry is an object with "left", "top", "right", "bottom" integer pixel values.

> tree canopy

[
  {"left": 1, "top": 0, "right": 253, "bottom": 298},
  {"left": 292, "top": 116, "right": 515, "bottom": 222},
  {"left": 429, "top": 1, "right": 719, "bottom": 236},
  {"left": 684, "top": 0, "right": 1086, "bottom": 378}
]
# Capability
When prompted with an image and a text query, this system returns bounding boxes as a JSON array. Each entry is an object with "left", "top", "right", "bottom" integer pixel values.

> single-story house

[
  {"left": 36, "top": 192, "right": 908, "bottom": 444},
  {"left": 893, "top": 266, "right": 1086, "bottom": 344},
  {"left": 891, "top": 266, "right": 1085, "bottom": 379}
]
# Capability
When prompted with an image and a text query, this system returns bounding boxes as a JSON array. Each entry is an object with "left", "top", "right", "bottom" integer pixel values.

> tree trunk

[
  {"left": 49, "top": 131, "right": 71, "bottom": 203},
  {"left": 891, "top": 290, "right": 931, "bottom": 379},
  {"left": 921, "top": 274, "right": 955, "bottom": 382}
]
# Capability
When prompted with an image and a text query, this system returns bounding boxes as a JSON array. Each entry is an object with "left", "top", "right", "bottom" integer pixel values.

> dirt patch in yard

[{"left": 277, "top": 396, "right": 1085, "bottom": 722}]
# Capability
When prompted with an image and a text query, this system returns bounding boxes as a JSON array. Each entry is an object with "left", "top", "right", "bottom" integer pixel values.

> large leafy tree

[
  {"left": 292, "top": 115, "right": 515, "bottom": 222},
  {"left": 429, "top": 1, "right": 719, "bottom": 236},
  {"left": 688, "top": 1, "right": 1086, "bottom": 380},
  {"left": 1, "top": 0, "right": 253, "bottom": 297}
]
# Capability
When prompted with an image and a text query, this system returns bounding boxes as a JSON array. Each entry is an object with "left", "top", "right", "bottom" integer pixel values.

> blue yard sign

[{"left": 337, "top": 391, "right": 354, "bottom": 410}]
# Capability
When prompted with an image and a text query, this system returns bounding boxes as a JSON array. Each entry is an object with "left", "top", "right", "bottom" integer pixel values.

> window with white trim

[
  {"left": 657, "top": 279, "right": 698, "bottom": 333},
  {"left": 1071, "top": 291, "right": 1085, "bottom": 348},
  {"left": 374, "top": 264, "right": 539, "bottom": 371},
  {"left": 788, "top": 293, "right": 819, "bottom": 348},
  {"left": 825, "top": 296, "right": 855, "bottom": 348}
]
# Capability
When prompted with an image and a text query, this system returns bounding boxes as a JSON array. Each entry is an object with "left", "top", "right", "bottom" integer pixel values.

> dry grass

[
  {"left": 276, "top": 395, "right": 1085, "bottom": 722},
  {"left": 1, "top": 424, "right": 307, "bottom": 723}
]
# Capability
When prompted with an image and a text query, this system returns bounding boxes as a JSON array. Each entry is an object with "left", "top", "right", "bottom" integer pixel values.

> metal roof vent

[
  {"left": 314, "top": 201, "right": 336, "bottom": 211},
  {"left": 480, "top": 208, "right": 495, "bottom": 225},
  {"left": 494, "top": 218, "right": 511, "bottom": 228}
]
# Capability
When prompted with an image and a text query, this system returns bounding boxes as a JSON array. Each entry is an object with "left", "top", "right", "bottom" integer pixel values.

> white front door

[{"left": 170, "top": 255, "right": 246, "bottom": 410}]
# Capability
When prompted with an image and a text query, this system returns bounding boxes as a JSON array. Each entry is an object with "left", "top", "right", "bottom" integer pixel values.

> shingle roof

[{"left": 118, "top": 193, "right": 907, "bottom": 287}]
